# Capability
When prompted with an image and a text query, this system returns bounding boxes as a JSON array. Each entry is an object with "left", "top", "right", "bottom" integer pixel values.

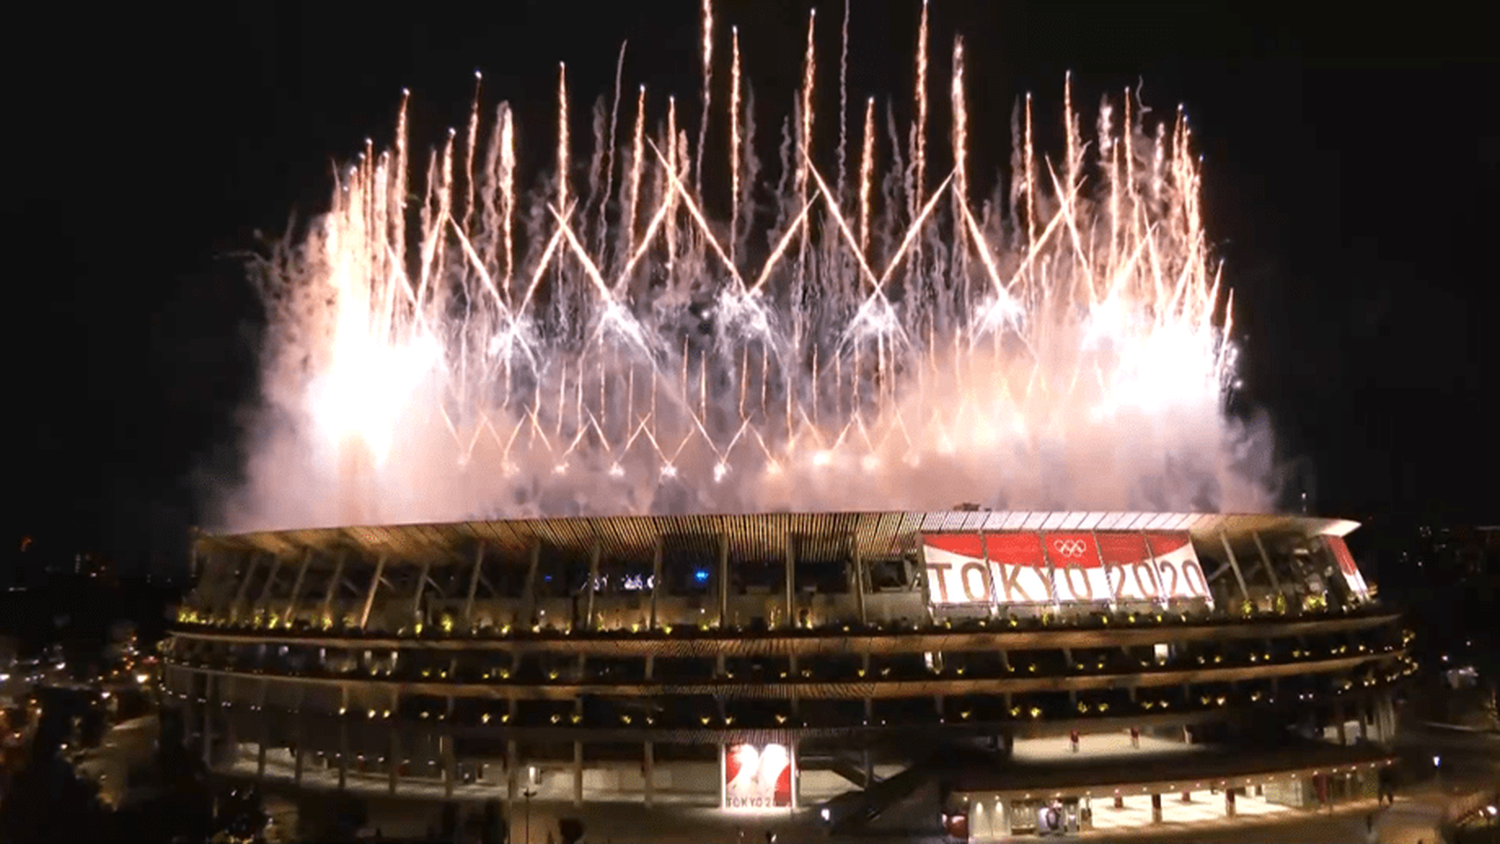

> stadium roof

[{"left": 196, "top": 511, "right": 1360, "bottom": 565}]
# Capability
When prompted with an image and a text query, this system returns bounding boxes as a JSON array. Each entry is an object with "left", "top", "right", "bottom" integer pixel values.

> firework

[{"left": 232, "top": 2, "right": 1269, "bottom": 531}]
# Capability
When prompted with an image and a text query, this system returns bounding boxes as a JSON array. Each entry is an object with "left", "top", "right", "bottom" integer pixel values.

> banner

[
  {"left": 1096, "top": 531, "right": 1163, "bottom": 602},
  {"left": 1142, "top": 532, "right": 1213, "bottom": 605},
  {"left": 923, "top": 531, "right": 1212, "bottom": 609},
  {"left": 724, "top": 743, "right": 791, "bottom": 809},
  {"left": 1042, "top": 532, "right": 1111, "bottom": 604},
  {"left": 921, "top": 533, "right": 994, "bottom": 604},
  {"left": 923, "top": 533, "right": 1052, "bottom": 605},
  {"left": 1322, "top": 535, "right": 1369, "bottom": 599}
]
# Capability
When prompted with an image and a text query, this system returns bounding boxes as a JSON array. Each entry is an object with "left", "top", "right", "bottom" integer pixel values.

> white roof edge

[
  {"left": 209, "top": 511, "right": 1362, "bottom": 554},
  {"left": 1317, "top": 519, "right": 1362, "bottom": 538}
]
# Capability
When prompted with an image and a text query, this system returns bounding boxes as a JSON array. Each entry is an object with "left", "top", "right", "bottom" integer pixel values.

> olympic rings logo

[{"left": 1053, "top": 539, "right": 1087, "bottom": 558}]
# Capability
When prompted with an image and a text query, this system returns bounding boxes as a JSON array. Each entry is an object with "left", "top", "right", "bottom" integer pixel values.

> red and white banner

[
  {"left": 1142, "top": 532, "right": 1213, "bottom": 605},
  {"left": 1042, "top": 532, "right": 1112, "bottom": 604},
  {"left": 923, "top": 530, "right": 1213, "bottom": 609},
  {"left": 1096, "top": 531, "right": 1164, "bottom": 602},
  {"left": 923, "top": 533, "right": 1053, "bottom": 605},
  {"left": 724, "top": 743, "right": 791, "bottom": 809},
  {"left": 1322, "top": 536, "right": 1369, "bottom": 599},
  {"left": 922, "top": 533, "right": 999, "bottom": 604},
  {"left": 983, "top": 532, "right": 1055, "bottom": 604}
]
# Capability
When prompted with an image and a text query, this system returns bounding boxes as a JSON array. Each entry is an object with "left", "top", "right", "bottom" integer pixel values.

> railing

[
  {"left": 169, "top": 602, "right": 1401, "bottom": 643},
  {"left": 162, "top": 673, "right": 1408, "bottom": 739}
]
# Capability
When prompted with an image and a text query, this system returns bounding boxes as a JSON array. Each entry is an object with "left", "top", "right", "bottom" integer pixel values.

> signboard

[
  {"left": 1043, "top": 532, "right": 1113, "bottom": 604},
  {"left": 1141, "top": 532, "right": 1213, "bottom": 604},
  {"left": 1322, "top": 536, "right": 1369, "bottom": 600},
  {"left": 922, "top": 531, "right": 1213, "bottom": 609},
  {"left": 724, "top": 743, "right": 791, "bottom": 810},
  {"left": 924, "top": 532, "right": 1049, "bottom": 605},
  {"left": 1096, "top": 531, "right": 1163, "bottom": 602}
]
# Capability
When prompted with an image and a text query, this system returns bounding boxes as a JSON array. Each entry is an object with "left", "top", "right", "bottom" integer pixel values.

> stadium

[{"left": 162, "top": 510, "right": 1409, "bottom": 841}]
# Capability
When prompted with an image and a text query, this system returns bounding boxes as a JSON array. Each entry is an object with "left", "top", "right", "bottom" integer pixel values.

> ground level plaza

[
  {"left": 217, "top": 731, "right": 1391, "bottom": 841},
  {"left": 947, "top": 736, "right": 1388, "bottom": 840}
]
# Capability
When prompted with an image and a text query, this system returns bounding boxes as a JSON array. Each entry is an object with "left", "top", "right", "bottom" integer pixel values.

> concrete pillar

[
  {"left": 283, "top": 549, "right": 314, "bottom": 626},
  {"left": 1217, "top": 531, "right": 1252, "bottom": 603},
  {"left": 784, "top": 535, "right": 796, "bottom": 629},
  {"left": 320, "top": 551, "right": 347, "bottom": 627},
  {"left": 338, "top": 723, "right": 349, "bottom": 790},
  {"left": 1358, "top": 699, "right": 1370, "bottom": 742},
  {"left": 573, "top": 741, "right": 583, "bottom": 807},
  {"left": 443, "top": 734, "right": 456, "bottom": 799},
  {"left": 1336, "top": 700, "right": 1349, "bottom": 745},
  {"left": 410, "top": 559, "right": 432, "bottom": 627},
  {"left": 789, "top": 741, "right": 799, "bottom": 810},
  {"left": 852, "top": 543, "right": 867, "bottom": 626},
  {"left": 507, "top": 739, "right": 518, "bottom": 807},
  {"left": 294, "top": 745, "right": 304, "bottom": 786},
  {"left": 585, "top": 540, "right": 601, "bottom": 631},
  {"left": 223, "top": 694, "right": 238, "bottom": 766},
  {"left": 643, "top": 742, "right": 655, "bottom": 807},
  {"left": 717, "top": 533, "right": 730, "bottom": 628},
  {"left": 257, "top": 742, "right": 267, "bottom": 781},
  {"left": 649, "top": 538, "right": 663, "bottom": 630},
  {"left": 389, "top": 732, "right": 400, "bottom": 795},
  {"left": 465, "top": 541, "right": 487, "bottom": 628},
  {"left": 522, "top": 542, "right": 541, "bottom": 628},
  {"left": 359, "top": 554, "right": 389, "bottom": 631},
  {"left": 201, "top": 675, "right": 214, "bottom": 767},
  {"left": 1251, "top": 532, "right": 1282, "bottom": 595},
  {"left": 229, "top": 554, "right": 260, "bottom": 624},
  {"left": 790, "top": 653, "right": 800, "bottom": 716},
  {"left": 1151, "top": 793, "right": 1162, "bottom": 823}
]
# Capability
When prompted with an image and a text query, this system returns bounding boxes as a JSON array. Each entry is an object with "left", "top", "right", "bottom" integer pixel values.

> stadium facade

[{"left": 163, "top": 511, "right": 1410, "bottom": 840}]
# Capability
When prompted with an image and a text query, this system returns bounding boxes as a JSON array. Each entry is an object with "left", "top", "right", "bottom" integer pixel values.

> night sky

[{"left": 9, "top": 1, "right": 1497, "bottom": 575}]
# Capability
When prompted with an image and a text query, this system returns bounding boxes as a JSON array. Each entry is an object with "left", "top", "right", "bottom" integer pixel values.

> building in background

[{"left": 163, "top": 511, "right": 1410, "bottom": 841}]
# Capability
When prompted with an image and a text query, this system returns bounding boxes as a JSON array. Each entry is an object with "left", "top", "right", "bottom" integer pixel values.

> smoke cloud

[{"left": 217, "top": 16, "right": 1280, "bottom": 533}]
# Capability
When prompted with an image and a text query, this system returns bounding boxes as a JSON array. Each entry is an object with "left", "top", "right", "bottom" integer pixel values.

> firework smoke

[{"left": 224, "top": 4, "right": 1276, "bottom": 532}]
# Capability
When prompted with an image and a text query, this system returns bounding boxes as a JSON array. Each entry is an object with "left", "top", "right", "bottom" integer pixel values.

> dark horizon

[{"left": 9, "top": 1, "right": 1498, "bottom": 576}]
